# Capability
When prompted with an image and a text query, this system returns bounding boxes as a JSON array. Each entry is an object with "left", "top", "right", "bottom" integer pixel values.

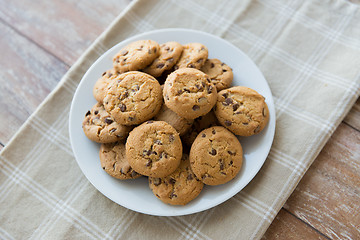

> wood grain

[
  {"left": 283, "top": 123, "right": 360, "bottom": 239},
  {"left": 0, "top": 20, "right": 68, "bottom": 145},
  {"left": 262, "top": 209, "right": 328, "bottom": 240},
  {"left": 0, "top": 0, "right": 131, "bottom": 65},
  {"left": 344, "top": 97, "right": 360, "bottom": 131}
]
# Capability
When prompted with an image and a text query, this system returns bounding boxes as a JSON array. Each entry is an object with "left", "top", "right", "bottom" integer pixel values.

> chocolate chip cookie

[
  {"left": 103, "top": 71, "right": 162, "bottom": 125},
  {"left": 149, "top": 153, "right": 203, "bottom": 205},
  {"left": 113, "top": 40, "right": 160, "bottom": 73},
  {"left": 143, "top": 41, "right": 183, "bottom": 77},
  {"left": 189, "top": 126, "right": 243, "bottom": 185},
  {"left": 93, "top": 69, "right": 119, "bottom": 103},
  {"left": 154, "top": 104, "right": 193, "bottom": 136},
  {"left": 99, "top": 141, "right": 141, "bottom": 180},
  {"left": 182, "top": 110, "right": 219, "bottom": 147},
  {"left": 200, "top": 58, "right": 233, "bottom": 91},
  {"left": 82, "top": 102, "right": 132, "bottom": 143},
  {"left": 214, "top": 86, "right": 269, "bottom": 136},
  {"left": 163, "top": 68, "right": 217, "bottom": 120},
  {"left": 126, "top": 121, "right": 183, "bottom": 177},
  {"left": 174, "top": 43, "right": 208, "bottom": 70}
]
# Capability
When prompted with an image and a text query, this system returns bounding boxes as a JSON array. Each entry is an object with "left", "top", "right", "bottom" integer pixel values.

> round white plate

[{"left": 69, "top": 28, "right": 276, "bottom": 216}]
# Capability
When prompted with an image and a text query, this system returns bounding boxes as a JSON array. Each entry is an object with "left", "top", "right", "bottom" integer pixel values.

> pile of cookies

[{"left": 82, "top": 39, "right": 269, "bottom": 206}]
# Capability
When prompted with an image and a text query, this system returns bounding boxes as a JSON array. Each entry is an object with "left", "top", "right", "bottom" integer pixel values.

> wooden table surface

[{"left": 0, "top": 0, "right": 359, "bottom": 239}]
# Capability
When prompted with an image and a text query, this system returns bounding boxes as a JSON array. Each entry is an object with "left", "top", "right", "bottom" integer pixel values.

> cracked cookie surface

[
  {"left": 143, "top": 41, "right": 183, "bottom": 77},
  {"left": 214, "top": 86, "right": 269, "bottom": 136},
  {"left": 126, "top": 121, "right": 182, "bottom": 177},
  {"left": 189, "top": 126, "right": 243, "bottom": 185},
  {"left": 82, "top": 102, "right": 132, "bottom": 143},
  {"left": 174, "top": 43, "right": 208, "bottom": 70},
  {"left": 103, "top": 71, "right": 162, "bottom": 125},
  {"left": 149, "top": 154, "right": 203, "bottom": 205},
  {"left": 99, "top": 142, "right": 141, "bottom": 180},
  {"left": 163, "top": 68, "right": 217, "bottom": 120},
  {"left": 113, "top": 40, "right": 160, "bottom": 73},
  {"left": 200, "top": 58, "right": 233, "bottom": 91}
]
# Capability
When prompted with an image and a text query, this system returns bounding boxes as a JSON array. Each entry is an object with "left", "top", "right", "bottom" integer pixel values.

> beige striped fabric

[{"left": 1, "top": 0, "right": 360, "bottom": 239}]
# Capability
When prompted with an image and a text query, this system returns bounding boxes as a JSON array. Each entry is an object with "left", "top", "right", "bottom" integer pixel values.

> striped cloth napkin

[{"left": 1, "top": 0, "right": 359, "bottom": 239}]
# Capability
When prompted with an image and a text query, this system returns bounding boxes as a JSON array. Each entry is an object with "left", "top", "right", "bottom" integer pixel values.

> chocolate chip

[
  {"left": 195, "top": 84, "right": 202, "bottom": 90},
  {"left": 221, "top": 172, "right": 226, "bottom": 175},
  {"left": 169, "top": 135, "right": 175, "bottom": 142},
  {"left": 160, "top": 152, "right": 168, "bottom": 159},
  {"left": 242, "top": 122, "right": 248, "bottom": 125},
  {"left": 262, "top": 107, "right": 266, "bottom": 117},
  {"left": 164, "top": 46, "right": 170, "bottom": 51},
  {"left": 177, "top": 89, "right": 183, "bottom": 94},
  {"left": 131, "top": 171, "right": 139, "bottom": 177},
  {"left": 110, "top": 128, "right": 116, "bottom": 133},
  {"left": 225, "top": 120, "right": 232, "bottom": 126},
  {"left": 174, "top": 65, "right": 179, "bottom": 70},
  {"left": 197, "top": 58, "right": 203, "bottom": 64},
  {"left": 123, "top": 91, "right": 129, "bottom": 98},
  {"left": 146, "top": 160, "right": 152, "bottom": 167},
  {"left": 233, "top": 103, "right": 240, "bottom": 111},
  {"left": 222, "top": 69, "right": 227, "bottom": 72},
  {"left": 228, "top": 151, "right": 236, "bottom": 156},
  {"left": 102, "top": 72, "right": 106, "bottom": 76},
  {"left": 104, "top": 118, "right": 113, "bottom": 124},
  {"left": 219, "top": 159, "right": 224, "bottom": 170},
  {"left": 119, "top": 104, "right": 126, "bottom": 112},
  {"left": 201, "top": 133, "right": 206, "bottom": 138},
  {"left": 102, "top": 166, "right": 105, "bottom": 170},
  {"left": 207, "top": 85, "right": 213, "bottom": 94},
  {"left": 230, "top": 160, "right": 233, "bottom": 165},
  {"left": 128, "top": 116, "right": 134, "bottom": 121},
  {"left": 169, "top": 178, "right": 176, "bottom": 185},
  {"left": 135, "top": 84, "right": 140, "bottom": 90},
  {"left": 210, "top": 149, "right": 217, "bottom": 155},
  {"left": 121, "top": 50, "right": 128, "bottom": 56},
  {"left": 222, "top": 93, "right": 228, "bottom": 98},
  {"left": 157, "top": 63, "right": 165, "bottom": 69},
  {"left": 206, "top": 78, "right": 211, "bottom": 83},
  {"left": 188, "top": 64, "right": 195, "bottom": 68},
  {"left": 187, "top": 174, "right": 193, "bottom": 180},
  {"left": 184, "top": 89, "right": 190, "bottom": 93},
  {"left": 169, "top": 192, "right": 177, "bottom": 199},
  {"left": 108, "top": 72, "right": 113, "bottom": 77},
  {"left": 85, "top": 110, "right": 91, "bottom": 116},
  {"left": 212, "top": 129, "right": 216, "bottom": 134},
  {"left": 154, "top": 139, "right": 162, "bottom": 145},
  {"left": 192, "top": 105, "right": 200, "bottom": 111},
  {"left": 210, "top": 63, "right": 215, "bottom": 68},
  {"left": 94, "top": 110, "right": 99, "bottom": 115},
  {"left": 153, "top": 178, "right": 161, "bottom": 186}
]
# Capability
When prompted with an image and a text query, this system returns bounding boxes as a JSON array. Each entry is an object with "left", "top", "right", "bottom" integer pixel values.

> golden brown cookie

[
  {"left": 99, "top": 142, "right": 141, "bottom": 180},
  {"left": 82, "top": 102, "right": 132, "bottom": 143},
  {"left": 163, "top": 68, "right": 217, "bottom": 120},
  {"left": 143, "top": 41, "right": 183, "bottom": 77},
  {"left": 103, "top": 71, "right": 162, "bottom": 125},
  {"left": 189, "top": 126, "right": 243, "bottom": 185},
  {"left": 149, "top": 154, "right": 203, "bottom": 205},
  {"left": 174, "top": 43, "right": 208, "bottom": 70},
  {"left": 200, "top": 59, "right": 233, "bottom": 91},
  {"left": 154, "top": 104, "right": 193, "bottom": 136},
  {"left": 113, "top": 40, "right": 160, "bottom": 73},
  {"left": 93, "top": 69, "right": 118, "bottom": 103},
  {"left": 126, "top": 121, "right": 183, "bottom": 177},
  {"left": 182, "top": 110, "right": 219, "bottom": 147},
  {"left": 214, "top": 86, "right": 269, "bottom": 136}
]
